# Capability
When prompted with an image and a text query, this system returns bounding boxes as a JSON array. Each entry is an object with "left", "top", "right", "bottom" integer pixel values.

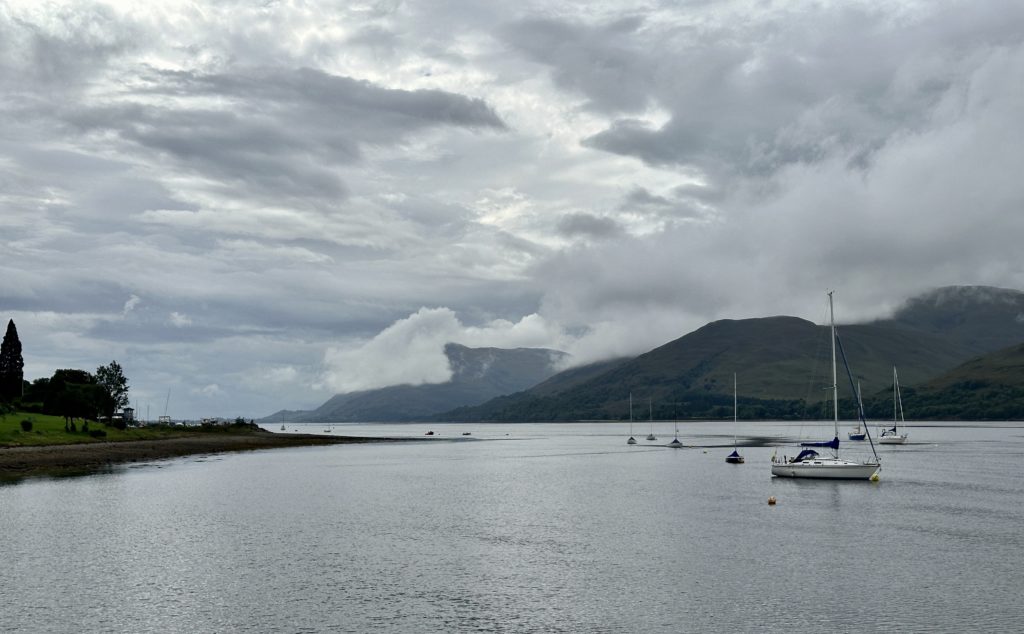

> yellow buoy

[
  {"left": 870, "top": 473, "right": 880, "bottom": 482},
  {"left": 768, "top": 496, "right": 777, "bottom": 505}
]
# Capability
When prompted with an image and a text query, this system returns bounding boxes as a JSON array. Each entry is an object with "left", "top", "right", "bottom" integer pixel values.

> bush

[
  {"left": 20, "top": 419, "right": 32, "bottom": 432},
  {"left": 89, "top": 429, "right": 107, "bottom": 438}
]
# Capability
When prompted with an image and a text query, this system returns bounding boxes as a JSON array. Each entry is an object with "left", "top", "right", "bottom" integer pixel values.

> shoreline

[{"left": 0, "top": 431, "right": 408, "bottom": 481}]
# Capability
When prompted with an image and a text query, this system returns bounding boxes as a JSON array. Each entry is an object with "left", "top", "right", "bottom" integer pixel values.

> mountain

[
  {"left": 442, "top": 286, "right": 1024, "bottom": 422},
  {"left": 882, "top": 341, "right": 1024, "bottom": 420},
  {"left": 262, "top": 343, "right": 567, "bottom": 423}
]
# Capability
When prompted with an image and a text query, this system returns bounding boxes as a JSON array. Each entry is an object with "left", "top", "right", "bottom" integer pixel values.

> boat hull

[
  {"left": 878, "top": 435, "right": 907, "bottom": 444},
  {"left": 847, "top": 433, "right": 866, "bottom": 441},
  {"left": 771, "top": 459, "right": 879, "bottom": 480},
  {"left": 725, "top": 456, "right": 745, "bottom": 464}
]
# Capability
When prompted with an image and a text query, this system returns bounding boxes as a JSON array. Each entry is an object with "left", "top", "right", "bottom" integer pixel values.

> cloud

[
  {"left": 122, "top": 295, "right": 141, "bottom": 316},
  {"left": 556, "top": 213, "right": 622, "bottom": 240},
  {"left": 168, "top": 312, "right": 192, "bottom": 327},
  {"left": 5, "top": 0, "right": 1024, "bottom": 419},
  {"left": 320, "top": 307, "right": 566, "bottom": 393}
]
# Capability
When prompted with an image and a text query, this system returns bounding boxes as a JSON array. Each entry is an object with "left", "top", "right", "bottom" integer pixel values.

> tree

[
  {"left": 95, "top": 360, "right": 129, "bottom": 419},
  {"left": 0, "top": 319, "right": 24, "bottom": 402}
]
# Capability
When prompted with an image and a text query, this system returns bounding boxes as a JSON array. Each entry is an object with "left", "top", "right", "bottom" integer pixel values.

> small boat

[
  {"left": 668, "top": 415, "right": 683, "bottom": 448},
  {"left": 425, "top": 430, "right": 435, "bottom": 436},
  {"left": 462, "top": 432, "right": 471, "bottom": 436},
  {"left": 725, "top": 373, "right": 744, "bottom": 464},
  {"left": 280, "top": 424, "right": 286, "bottom": 431},
  {"left": 645, "top": 399, "right": 657, "bottom": 441},
  {"left": 879, "top": 366, "right": 909, "bottom": 444},
  {"left": 627, "top": 392, "right": 637, "bottom": 445},
  {"left": 771, "top": 292, "right": 880, "bottom": 480}
]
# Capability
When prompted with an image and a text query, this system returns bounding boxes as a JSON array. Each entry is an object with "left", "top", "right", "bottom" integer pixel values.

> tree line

[{"left": 0, "top": 318, "right": 131, "bottom": 428}]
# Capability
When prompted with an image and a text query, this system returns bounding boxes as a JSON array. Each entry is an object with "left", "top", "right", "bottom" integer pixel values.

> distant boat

[
  {"left": 668, "top": 413, "right": 683, "bottom": 448},
  {"left": 771, "top": 292, "right": 881, "bottom": 480},
  {"left": 879, "top": 367, "right": 909, "bottom": 444},
  {"left": 726, "top": 373, "right": 744, "bottom": 464},
  {"left": 848, "top": 382, "right": 866, "bottom": 440},
  {"left": 645, "top": 398, "right": 657, "bottom": 441},
  {"left": 627, "top": 392, "right": 637, "bottom": 445},
  {"left": 280, "top": 424, "right": 286, "bottom": 431}
]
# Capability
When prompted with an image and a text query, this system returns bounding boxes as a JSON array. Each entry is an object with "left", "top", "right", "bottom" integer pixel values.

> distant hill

[
  {"left": 262, "top": 343, "right": 567, "bottom": 423},
  {"left": 881, "top": 341, "right": 1024, "bottom": 420},
  {"left": 441, "top": 286, "right": 1024, "bottom": 422}
]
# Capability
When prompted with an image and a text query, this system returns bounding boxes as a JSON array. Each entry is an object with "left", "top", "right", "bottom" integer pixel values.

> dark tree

[
  {"left": 95, "top": 360, "right": 129, "bottom": 418},
  {"left": 0, "top": 319, "right": 24, "bottom": 401}
]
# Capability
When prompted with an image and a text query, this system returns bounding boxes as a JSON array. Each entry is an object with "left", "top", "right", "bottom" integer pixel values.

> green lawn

[{"left": 0, "top": 411, "right": 198, "bottom": 447}]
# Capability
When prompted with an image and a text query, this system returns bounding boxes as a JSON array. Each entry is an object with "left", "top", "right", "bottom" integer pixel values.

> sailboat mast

[
  {"left": 893, "top": 366, "right": 897, "bottom": 424},
  {"left": 629, "top": 391, "right": 633, "bottom": 435},
  {"left": 829, "top": 291, "right": 838, "bottom": 440},
  {"left": 733, "top": 372, "right": 738, "bottom": 448}
]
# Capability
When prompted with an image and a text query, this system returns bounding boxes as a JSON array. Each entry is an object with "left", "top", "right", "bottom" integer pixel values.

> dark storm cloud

[
  {"left": 556, "top": 213, "right": 623, "bottom": 240},
  {"left": 500, "top": 16, "right": 654, "bottom": 114},
  {"left": 49, "top": 66, "right": 507, "bottom": 208}
]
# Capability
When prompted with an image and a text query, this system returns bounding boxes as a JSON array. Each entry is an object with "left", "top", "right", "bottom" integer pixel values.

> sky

[{"left": 3, "top": 0, "right": 1024, "bottom": 419}]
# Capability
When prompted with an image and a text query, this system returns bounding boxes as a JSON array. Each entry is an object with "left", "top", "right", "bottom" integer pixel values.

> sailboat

[
  {"left": 627, "top": 392, "right": 637, "bottom": 445},
  {"left": 771, "top": 292, "right": 881, "bottom": 480},
  {"left": 879, "top": 366, "right": 909, "bottom": 444},
  {"left": 645, "top": 399, "right": 657, "bottom": 441},
  {"left": 848, "top": 382, "right": 866, "bottom": 440},
  {"left": 726, "top": 373, "right": 744, "bottom": 464}
]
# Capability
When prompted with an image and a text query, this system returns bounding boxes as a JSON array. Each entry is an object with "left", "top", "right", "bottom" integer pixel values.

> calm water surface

[{"left": 2, "top": 421, "right": 1023, "bottom": 632}]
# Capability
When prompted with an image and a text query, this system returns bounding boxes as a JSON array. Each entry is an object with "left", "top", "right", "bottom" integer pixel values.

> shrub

[
  {"left": 20, "top": 419, "right": 32, "bottom": 432},
  {"left": 89, "top": 429, "right": 107, "bottom": 438}
]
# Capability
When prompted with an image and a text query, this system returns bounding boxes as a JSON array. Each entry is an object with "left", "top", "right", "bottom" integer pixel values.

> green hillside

[
  {"left": 442, "top": 286, "right": 1024, "bottom": 422},
  {"left": 883, "top": 342, "right": 1024, "bottom": 420}
]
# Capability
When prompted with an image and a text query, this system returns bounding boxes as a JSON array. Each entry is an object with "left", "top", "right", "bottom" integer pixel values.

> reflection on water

[{"left": 2, "top": 421, "right": 1022, "bottom": 632}]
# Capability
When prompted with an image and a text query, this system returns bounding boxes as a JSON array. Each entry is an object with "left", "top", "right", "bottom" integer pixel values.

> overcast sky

[{"left": 3, "top": 0, "right": 1024, "bottom": 419}]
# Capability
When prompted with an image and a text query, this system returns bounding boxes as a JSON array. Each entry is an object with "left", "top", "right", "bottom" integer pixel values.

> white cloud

[
  {"left": 320, "top": 307, "right": 568, "bottom": 393},
  {"left": 168, "top": 312, "right": 192, "bottom": 327},
  {"left": 122, "top": 294, "right": 141, "bottom": 316}
]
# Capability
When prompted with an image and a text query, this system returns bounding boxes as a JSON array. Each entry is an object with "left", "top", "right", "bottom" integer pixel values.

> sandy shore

[{"left": 0, "top": 431, "right": 403, "bottom": 479}]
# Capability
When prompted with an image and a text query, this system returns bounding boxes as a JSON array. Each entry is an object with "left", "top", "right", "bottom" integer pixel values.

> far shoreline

[{"left": 0, "top": 430, "right": 416, "bottom": 481}]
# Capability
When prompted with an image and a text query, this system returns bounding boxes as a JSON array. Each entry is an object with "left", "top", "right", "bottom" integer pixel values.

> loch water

[{"left": 2, "top": 421, "right": 1023, "bottom": 633}]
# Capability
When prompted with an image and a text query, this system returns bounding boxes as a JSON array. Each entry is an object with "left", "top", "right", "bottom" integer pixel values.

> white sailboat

[
  {"left": 627, "top": 392, "right": 637, "bottom": 445},
  {"left": 771, "top": 292, "right": 881, "bottom": 480},
  {"left": 879, "top": 366, "right": 909, "bottom": 444},
  {"left": 726, "top": 373, "right": 744, "bottom": 464},
  {"left": 645, "top": 398, "right": 657, "bottom": 441}
]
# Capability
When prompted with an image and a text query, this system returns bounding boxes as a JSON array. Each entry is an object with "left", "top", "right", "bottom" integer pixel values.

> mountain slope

[
  {"left": 892, "top": 342, "right": 1024, "bottom": 420},
  {"left": 442, "top": 286, "right": 1024, "bottom": 422},
  {"left": 263, "top": 343, "right": 567, "bottom": 422}
]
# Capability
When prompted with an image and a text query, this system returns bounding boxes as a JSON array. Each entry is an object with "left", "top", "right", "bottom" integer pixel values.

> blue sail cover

[
  {"left": 800, "top": 436, "right": 840, "bottom": 449},
  {"left": 793, "top": 449, "right": 819, "bottom": 461}
]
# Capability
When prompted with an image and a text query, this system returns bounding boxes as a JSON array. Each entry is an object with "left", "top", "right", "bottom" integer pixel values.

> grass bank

[
  {"left": 0, "top": 412, "right": 413, "bottom": 481},
  {"left": 0, "top": 411, "right": 236, "bottom": 447}
]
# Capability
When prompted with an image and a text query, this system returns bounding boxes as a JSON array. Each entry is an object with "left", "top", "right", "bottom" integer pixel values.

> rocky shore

[{"left": 0, "top": 431, "right": 402, "bottom": 480}]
